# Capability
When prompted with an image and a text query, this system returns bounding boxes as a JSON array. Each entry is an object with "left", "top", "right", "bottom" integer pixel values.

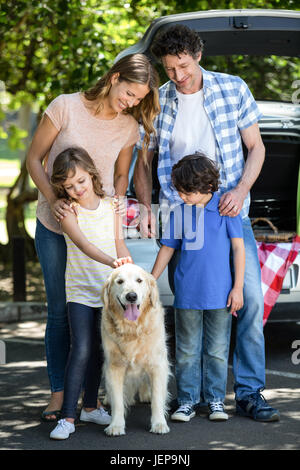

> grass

[
  {"left": 0, "top": 202, "right": 37, "bottom": 244},
  {"left": 0, "top": 158, "right": 20, "bottom": 188},
  {"left": 0, "top": 195, "right": 44, "bottom": 301},
  {"left": 0, "top": 140, "right": 21, "bottom": 187},
  {"left": 0, "top": 142, "right": 46, "bottom": 302},
  {"left": 0, "top": 140, "right": 37, "bottom": 243},
  {"left": 0, "top": 185, "right": 37, "bottom": 243},
  {"left": 0, "top": 139, "right": 21, "bottom": 160}
]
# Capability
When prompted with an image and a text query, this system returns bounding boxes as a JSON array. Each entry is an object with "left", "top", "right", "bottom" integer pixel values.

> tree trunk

[
  {"left": 1, "top": 103, "right": 38, "bottom": 262},
  {"left": 5, "top": 159, "right": 38, "bottom": 260}
]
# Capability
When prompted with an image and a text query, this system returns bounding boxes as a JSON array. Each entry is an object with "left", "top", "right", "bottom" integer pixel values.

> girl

[
  {"left": 26, "top": 54, "right": 159, "bottom": 420},
  {"left": 49, "top": 147, "right": 132, "bottom": 440}
]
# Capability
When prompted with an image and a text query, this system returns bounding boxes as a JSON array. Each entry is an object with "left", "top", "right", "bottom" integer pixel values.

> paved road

[{"left": 1, "top": 304, "right": 300, "bottom": 454}]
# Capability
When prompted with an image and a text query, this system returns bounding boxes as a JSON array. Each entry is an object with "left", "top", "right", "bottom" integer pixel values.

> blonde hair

[
  {"left": 51, "top": 147, "right": 105, "bottom": 201},
  {"left": 84, "top": 53, "right": 160, "bottom": 163}
]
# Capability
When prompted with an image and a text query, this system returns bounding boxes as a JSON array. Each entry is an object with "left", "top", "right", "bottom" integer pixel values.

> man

[{"left": 134, "top": 24, "right": 279, "bottom": 422}]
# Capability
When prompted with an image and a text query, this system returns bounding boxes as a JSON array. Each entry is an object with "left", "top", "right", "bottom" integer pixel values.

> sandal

[{"left": 41, "top": 409, "right": 61, "bottom": 422}]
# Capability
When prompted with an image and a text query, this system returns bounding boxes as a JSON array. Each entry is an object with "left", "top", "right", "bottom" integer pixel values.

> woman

[{"left": 26, "top": 53, "right": 160, "bottom": 421}]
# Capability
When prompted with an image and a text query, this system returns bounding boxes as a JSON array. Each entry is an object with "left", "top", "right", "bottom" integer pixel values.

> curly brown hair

[
  {"left": 171, "top": 152, "right": 220, "bottom": 195},
  {"left": 51, "top": 147, "right": 105, "bottom": 201},
  {"left": 151, "top": 24, "right": 204, "bottom": 60}
]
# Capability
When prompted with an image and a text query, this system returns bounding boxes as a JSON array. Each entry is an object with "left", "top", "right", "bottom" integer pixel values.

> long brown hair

[
  {"left": 51, "top": 147, "right": 105, "bottom": 201},
  {"left": 84, "top": 54, "right": 160, "bottom": 162}
]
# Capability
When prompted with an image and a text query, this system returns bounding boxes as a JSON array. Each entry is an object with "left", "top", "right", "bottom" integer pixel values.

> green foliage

[
  {"left": 1, "top": 1, "right": 105, "bottom": 100},
  {"left": 0, "top": 0, "right": 299, "bottom": 150},
  {"left": 0, "top": 0, "right": 175, "bottom": 149},
  {"left": 6, "top": 124, "right": 28, "bottom": 150}
]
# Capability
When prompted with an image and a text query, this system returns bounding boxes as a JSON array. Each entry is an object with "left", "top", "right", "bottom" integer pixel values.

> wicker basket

[{"left": 251, "top": 217, "right": 296, "bottom": 242}]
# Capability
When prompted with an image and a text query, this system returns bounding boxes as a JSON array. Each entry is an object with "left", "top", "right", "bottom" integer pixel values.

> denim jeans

[
  {"left": 175, "top": 308, "right": 232, "bottom": 405},
  {"left": 232, "top": 217, "right": 265, "bottom": 399},
  {"left": 168, "top": 216, "right": 266, "bottom": 401},
  {"left": 61, "top": 302, "right": 103, "bottom": 419},
  {"left": 35, "top": 218, "right": 70, "bottom": 392}
]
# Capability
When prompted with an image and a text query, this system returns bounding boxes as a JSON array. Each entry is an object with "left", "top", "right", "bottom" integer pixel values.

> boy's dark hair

[
  {"left": 171, "top": 153, "right": 220, "bottom": 194},
  {"left": 151, "top": 25, "right": 204, "bottom": 60}
]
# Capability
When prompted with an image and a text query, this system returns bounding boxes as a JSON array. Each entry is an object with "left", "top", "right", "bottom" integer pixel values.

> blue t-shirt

[{"left": 160, "top": 193, "right": 243, "bottom": 310}]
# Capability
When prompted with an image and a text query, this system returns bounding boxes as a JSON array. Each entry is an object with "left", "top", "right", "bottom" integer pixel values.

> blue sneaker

[
  {"left": 208, "top": 401, "right": 228, "bottom": 421},
  {"left": 171, "top": 404, "right": 196, "bottom": 422},
  {"left": 236, "top": 390, "right": 280, "bottom": 422}
]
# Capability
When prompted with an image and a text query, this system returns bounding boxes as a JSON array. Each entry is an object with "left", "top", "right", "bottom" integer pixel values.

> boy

[{"left": 151, "top": 153, "right": 245, "bottom": 422}]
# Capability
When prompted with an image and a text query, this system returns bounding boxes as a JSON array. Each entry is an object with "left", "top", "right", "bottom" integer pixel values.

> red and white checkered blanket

[{"left": 256, "top": 235, "right": 300, "bottom": 325}]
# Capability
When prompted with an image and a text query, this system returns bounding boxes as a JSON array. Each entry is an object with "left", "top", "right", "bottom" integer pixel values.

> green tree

[
  {"left": 0, "top": 0, "right": 176, "bottom": 256},
  {"left": 0, "top": 0, "right": 299, "bottom": 258}
]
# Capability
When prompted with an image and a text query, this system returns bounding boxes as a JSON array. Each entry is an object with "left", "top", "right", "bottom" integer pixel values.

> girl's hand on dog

[{"left": 113, "top": 256, "right": 133, "bottom": 268}]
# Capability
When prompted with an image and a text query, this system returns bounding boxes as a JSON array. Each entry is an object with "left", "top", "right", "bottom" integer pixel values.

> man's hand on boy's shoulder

[{"left": 219, "top": 187, "right": 246, "bottom": 217}]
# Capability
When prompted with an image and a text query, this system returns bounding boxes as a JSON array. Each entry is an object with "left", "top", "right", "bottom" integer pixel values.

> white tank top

[{"left": 64, "top": 197, "right": 117, "bottom": 308}]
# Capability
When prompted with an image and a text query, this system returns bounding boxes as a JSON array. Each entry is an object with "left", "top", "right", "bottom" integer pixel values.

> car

[
  {"left": 123, "top": 151, "right": 174, "bottom": 308},
  {"left": 120, "top": 9, "right": 300, "bottom": 316}
]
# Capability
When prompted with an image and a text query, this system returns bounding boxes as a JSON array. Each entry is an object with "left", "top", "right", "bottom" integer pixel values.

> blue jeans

[
  {"left": 168, "top": 216, "right": 265, "bottom": 401},
  {"left": 35, "top": 219, "right": 70, "bottom": 392},
  {"left": 175, "top": 308, "right": 232, "bottom": 405},
  {"left": 62, "top": 303, "right": 103, "bottom": 419},
  {"left": 232, "top": 217, "right": 265, "bottom": 399}
]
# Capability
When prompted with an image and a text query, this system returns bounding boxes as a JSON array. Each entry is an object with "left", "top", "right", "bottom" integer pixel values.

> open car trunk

[
  {"left": 116, "top": 9, "right": 300, "bottom": 60},
  {"left": 249, "top": 111, "right": 300, "bottom": 235},
  {"left": 119, "top": 9, "right": 300, "bottom": 239},
  {"left": 123, "top": 9, "right": 300, "bottom": 301}
]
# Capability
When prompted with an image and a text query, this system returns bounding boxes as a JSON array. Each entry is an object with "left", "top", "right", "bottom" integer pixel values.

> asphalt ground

[{"left": 1, "top": 305, "right": 300, "bottom": 455}]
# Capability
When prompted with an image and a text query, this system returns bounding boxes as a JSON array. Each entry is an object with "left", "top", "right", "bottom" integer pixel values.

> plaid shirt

[{"left": 137, "top": 67, "right": 262, "bottom": 218}]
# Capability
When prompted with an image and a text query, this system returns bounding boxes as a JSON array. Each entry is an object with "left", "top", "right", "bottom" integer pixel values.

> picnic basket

[{"left": 251, "top": 217, "right": 296, "bottom": 243}]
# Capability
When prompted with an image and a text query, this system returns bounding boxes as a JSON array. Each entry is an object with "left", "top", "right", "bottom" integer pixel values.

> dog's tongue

[{"left": 124, "top": 303, "right": 140, "bottom": 322}]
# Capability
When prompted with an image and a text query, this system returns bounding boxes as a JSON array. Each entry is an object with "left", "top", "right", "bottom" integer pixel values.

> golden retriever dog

[{"left": 101, "top": 263, "right": 170, "bottom": 436}]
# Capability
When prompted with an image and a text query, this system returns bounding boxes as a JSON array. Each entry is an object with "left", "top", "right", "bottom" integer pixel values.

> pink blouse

[{"left": 36, "top": 92, "right": 139, "bottom": 234}]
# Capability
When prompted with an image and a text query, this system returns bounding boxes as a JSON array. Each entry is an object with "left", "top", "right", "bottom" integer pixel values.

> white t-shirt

[{"left": 170, "top": 89, "right": 216, "bottom": 165}]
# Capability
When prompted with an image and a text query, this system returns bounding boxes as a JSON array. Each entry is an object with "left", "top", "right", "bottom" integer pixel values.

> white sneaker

[
  {"left": 208, "top": 402, "right": 228, "bottom": 421},
  {"left": 80, "top": 407, "right": 111, "bottom": 425},
  {"left": 50, "top": 419, "right": 75, "bottom": 440}
]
